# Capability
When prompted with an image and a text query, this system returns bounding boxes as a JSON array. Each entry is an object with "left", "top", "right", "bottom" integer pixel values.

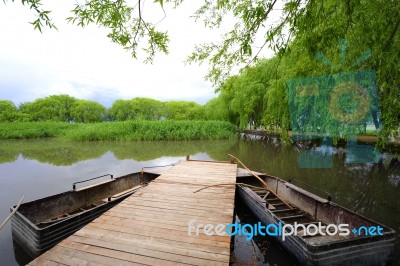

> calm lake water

[{"left": 0, "top": 138, "right": 399, "bottom": 265}]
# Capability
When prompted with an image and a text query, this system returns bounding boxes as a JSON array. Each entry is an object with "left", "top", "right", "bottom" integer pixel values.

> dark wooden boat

[
  {"left": 10, "top": 168, "right": 164, "bottom": 259},
  {"left": 237, "top": 174, "right": 395, "bottom": 266}
]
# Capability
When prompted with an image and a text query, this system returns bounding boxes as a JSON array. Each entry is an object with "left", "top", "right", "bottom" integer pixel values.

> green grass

[
  {"left": 0, "top": 121, "right": 75, "bottom": 139},
  {"left": 0, "top": 120, "right": 236, "bottom": 141}
]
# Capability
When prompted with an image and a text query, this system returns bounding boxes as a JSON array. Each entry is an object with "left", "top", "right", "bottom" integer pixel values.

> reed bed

[{"left": 0, "top": 121, "right": 236, "bottom": 141}]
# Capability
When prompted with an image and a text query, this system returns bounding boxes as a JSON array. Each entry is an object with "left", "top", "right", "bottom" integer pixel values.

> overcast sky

[{"left": 0, "top": 1, "right": 274, "bottom": 107}]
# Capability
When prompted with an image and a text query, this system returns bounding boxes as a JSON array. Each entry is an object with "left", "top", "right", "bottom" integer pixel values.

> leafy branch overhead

[
  {"left": 6, "top": 0, "right": 305, "bottom": 83},
  {"left": 66, "top": 0, "right": 170, "bottom": 64},
  {"left": 13, "top": 0, "right": 58, "bottom": 32}
]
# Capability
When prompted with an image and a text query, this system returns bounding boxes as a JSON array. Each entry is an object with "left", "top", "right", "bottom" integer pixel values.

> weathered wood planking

[{"left": 28, "top": 160, "right": 238, "bottom": 266}]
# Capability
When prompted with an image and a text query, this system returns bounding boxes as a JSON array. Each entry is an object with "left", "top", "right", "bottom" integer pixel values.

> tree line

[{"left": 0, "top": 95, "right": 213, "bottom": 123}]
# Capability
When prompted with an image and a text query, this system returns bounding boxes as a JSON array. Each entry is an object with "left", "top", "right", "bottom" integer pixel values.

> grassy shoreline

[{"left": 0, "top": 121, "right": 236, "bottom": 141}]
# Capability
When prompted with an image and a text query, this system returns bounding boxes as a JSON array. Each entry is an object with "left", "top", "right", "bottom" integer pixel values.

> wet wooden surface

[{"left": 28, "top": 160, "right": 238, "bottom": 265}]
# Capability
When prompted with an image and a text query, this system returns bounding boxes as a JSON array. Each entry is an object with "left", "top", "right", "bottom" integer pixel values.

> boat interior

[
  {"left": 238, "top": 174, "right": 395, "bottom": 246},
  {"left": 15, "top": 171, "right": 159, "bottom": 229}
]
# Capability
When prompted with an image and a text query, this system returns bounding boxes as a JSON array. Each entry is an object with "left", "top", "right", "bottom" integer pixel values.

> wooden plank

[
  {"left": 95, "top": 215, "right": 230, "bottom": 236},
  {"left": 77, "top": 224, "right": 229, "bottom": 255},
  {"left": 115, "top": 203, "right": 233, "bottom": 217},
  {"left": 105, "top": 207, "right": 232, "bottom": 224},
  {"left": 29, "top": 161, "right": 237, "bottom": 266},
  {"left": 119, "top": 198, "right": 233, "bottom": 212},
  {"left": 67, "top": 235, "right": 228, "bottom": 265},
  {"left": 126, "top": 194, "right": 234, "bottom": 208},
  {"left": 153, "top": 177, "right": 226, "bottom": 183},
  {"left": 51, "top": 245, "right": 144, "bottom": 266},
  {"left": 59, "top": 240, "right": 188, "bottom": 266},
  {"left": 127, "top": 192, "right": 235, "bottom": 205},
  {"left": 140, "top": 186, "right": 235, "bottom": 196},
  {"left": 74, "top": 227, "right": 230, "bottom": 262},
  {"left": 86, "top": 222, "right": 231, "bottom": 247},
  {"left": 28, "top": 257, "right": 66, "bottom": 265},
  {"left": 132, "top": 187, "right": 235, "bottom": 198},
  {"left": 88, "top": 219, "right": 231, "bottom": 242},
  {"left": 99, "top": 212, "right": 233, "bottom": 231},
  {"left": 99, "top": 212, "right": 219, "bottom": 229},
  {"left": 39, "top": 250, "right": 100, "bottom": 266}
]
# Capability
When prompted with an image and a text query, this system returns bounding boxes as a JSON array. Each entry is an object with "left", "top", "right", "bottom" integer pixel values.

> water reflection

[
  {"left": 0, "top": 139, "right": 237, "bottom": 166},
  {"left": 0, "top": 138, "right": 398, "bottom": 265}
]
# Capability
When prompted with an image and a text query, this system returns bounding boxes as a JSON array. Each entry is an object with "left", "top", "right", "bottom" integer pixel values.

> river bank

[{"left": 241, "top": 129, "right": 400, "bottom": 151}]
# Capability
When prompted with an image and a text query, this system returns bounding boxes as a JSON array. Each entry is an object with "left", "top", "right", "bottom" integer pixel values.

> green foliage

[
  {"left": 203, "top": 97, "right": 230, "bottom": 121},
  {"left": 187, "top": 0, "right": 298, "bottom": 84},
  {"left": 67, "top": 0, "right": 169, "bottom": 63},
  {"left": 71, "top": 100, "right": 107, "bottom": 123},
  {"left": 210, "top": 57, "right": 288, "bottom": 131},
  {"left": 109, "top": 99, "right": 134, "bottom": 121},
  {"left": 0, "top": 121, "right": 75, "bottom": 139},
  {"left": 286, "top": 0, "right": 400, "bottom": 141},
  {"left": 110, "top": 98, "right": 203, "bottom": 121},
  {"left": 17, "top": 0, "right": 58, "bottom": 32},
  {"left": 0, "top": 95, "right": 212, "bottom": 123},
  {"left": 0, "top": 100, "right": 18, "bottom": 122},
  {"left": 67, "top": 120, "right": 235, "bottom": 141},
  {"left": 164, "top": 101, "right": 204, "bottom": 120},
  {"left": 204, "top": 0, "right": 400, "bottom": 143},
  {"left": 0, "top": 120, "right": 236, "bottom": 141},
  {"left": 110, "top": 98, "right": 164, "bottom": 121},
  {"left": 19, "top": 94, "right": 78, "bottom": 122},
  {"left": 131, "top": 98, "right": 164, "bottom": 120}
]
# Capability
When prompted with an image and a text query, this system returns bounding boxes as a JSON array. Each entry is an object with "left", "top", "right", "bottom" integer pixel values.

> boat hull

[
  {"left": 11, "top": 171, "right": 158, "bottom": 258},
  {"left": 237, "top": 184, "right": 395, "bottom": 266}
]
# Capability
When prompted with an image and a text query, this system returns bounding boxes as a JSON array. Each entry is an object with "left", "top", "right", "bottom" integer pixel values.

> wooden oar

[{"left": 228, "top": 154, "right": 293, "bottom": 209}]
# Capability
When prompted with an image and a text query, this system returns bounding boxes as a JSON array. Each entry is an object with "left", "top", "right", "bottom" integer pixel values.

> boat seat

[{"left": 271, "top": 208, "right": 298, "bottom": 213}]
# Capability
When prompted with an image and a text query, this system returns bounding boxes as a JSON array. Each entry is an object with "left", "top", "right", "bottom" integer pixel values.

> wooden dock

[{"left": 28, "top": 160, "right": 238, "bottom": 265}]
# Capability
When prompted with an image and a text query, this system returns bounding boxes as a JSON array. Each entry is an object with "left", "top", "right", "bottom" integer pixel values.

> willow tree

[
  {"left": 19, "top": 95, "right": 78, "bottom": 122},
  {"left": 0, "top": 100, "right": 18, "bottom": 122}
]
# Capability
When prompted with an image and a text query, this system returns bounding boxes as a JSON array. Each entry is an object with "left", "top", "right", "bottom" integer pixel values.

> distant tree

[
  {"left": 19, "top": 95, "right": 78, "bottom": 122},
  {"left": 51, "top": 94, "right": 77, "bottom": 122},
  {"left": 0, "top": 100, "right": 18, "bottom": 122},
  {"left": 71, "top": 100, "right": 106, "bottom": 123},
  {"left": 131, "top": 98, "right": 164, "bottom": 120},
  {"left": 164, "top": 101, "right": 204, "bottom": 120},
  {"left": 109, "top": 98, "right": 164, "bottom": 121},
  {"left": 109, "top": 99, "right": 133, "bottom": 121}
]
